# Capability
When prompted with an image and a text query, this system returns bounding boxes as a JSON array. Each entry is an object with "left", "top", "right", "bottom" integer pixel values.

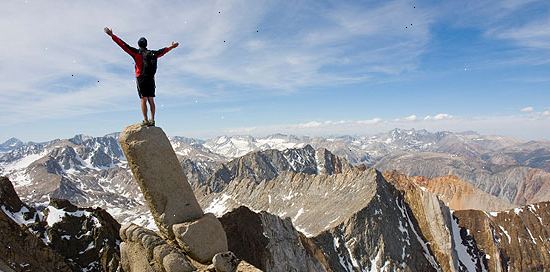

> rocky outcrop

[
  {"left": 219, "top": 206, "right": 331, "bottom": 271},
  {"left": 119, "top": 124, "right": 230, "bottom": 266},
  {"left": 2, "top": 170, "right": 258, "bottom": 272},
  {"left": 119, "top": 124, "right": 205, "bottom": 240},
  {"left": 0, "top": 176, "right": 40, "bottom": 226},
  {"left": 119, "top": 223, "right": 259, "bottom": 272}
]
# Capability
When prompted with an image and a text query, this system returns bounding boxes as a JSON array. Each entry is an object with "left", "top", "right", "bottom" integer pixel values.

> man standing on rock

[{"left": 104, "top": 27, "right": 178, "bottom": 126}]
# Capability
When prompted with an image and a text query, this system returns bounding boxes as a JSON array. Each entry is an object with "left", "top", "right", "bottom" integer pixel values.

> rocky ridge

[
  {"left": 219, "top": 206, "right": 331, "bottom": 271},
  {"left": 375, "top": 151, "right": 550, "bottom": 205},
  {"left": 200, "top": 144, "right": 350, "bottom": 193},
  {"left": 383, "top": 171, "right": 516, "bottom": 211},
  {"left": 0, "top": 176, "right": 121, "bottom": 272},
  {"left": 454, "top": 202, "right": 550, "bottom": 271}
]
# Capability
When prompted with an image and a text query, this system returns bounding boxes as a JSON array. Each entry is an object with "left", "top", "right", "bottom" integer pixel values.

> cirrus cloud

[
  {"left": 520, "top": 106, "right": 534, "bottom": 112},
  {"left": 424, "top": 113, "right": 453, "bottom": 121}
]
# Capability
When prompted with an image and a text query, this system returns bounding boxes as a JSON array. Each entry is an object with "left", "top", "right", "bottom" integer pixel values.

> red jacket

[{"left": 110, "top": 34, "right": 173, "bottom": 78}]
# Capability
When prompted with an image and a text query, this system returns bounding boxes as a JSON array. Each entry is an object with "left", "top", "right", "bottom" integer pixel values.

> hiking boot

[
  {"left": 148, "top": 120, "right": 155, "bottom": 126},
  {"left": 141, "top": 120, "right": 149, "bottom": 127}
]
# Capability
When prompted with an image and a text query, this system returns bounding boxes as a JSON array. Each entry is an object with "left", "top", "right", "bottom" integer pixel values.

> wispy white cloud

[
  {"left": 521, "top": 106, "right": 535, "bottom": 112},
  {"left": 293, "top": 118, "right": 382, "bottom": 129},
  {"left": 438, "top": 0, "right": 550, "bottom": 67},
  {"left": 172, "top": 0, "right": 434, "bottom": 90},
  {"left": 490, "top": 16, "right": 550, "bottom": 50},
  {"left": 395, "top": 114, "right": 418, "bottom": 122},
  {"left": 440, "top": 0, "right": 539, "bottom": 27},
  {"left": 517, "top": 108, "right": 550, "bottom": 119},
  {"left": 424, "top": 113, "right": 453, "bottom": 121}
]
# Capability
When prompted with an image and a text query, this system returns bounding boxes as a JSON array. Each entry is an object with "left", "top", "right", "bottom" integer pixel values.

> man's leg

[
  {"left": 141, "top": 97, "right": 148, "bottom": 121},
  {"left": 147, "top": 97, "right": 156, "bottom": 122}
]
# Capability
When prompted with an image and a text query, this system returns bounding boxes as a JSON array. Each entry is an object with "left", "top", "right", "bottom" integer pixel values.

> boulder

[
  {"left": 212, "top": 251, "right": 240, "bottom": 272},
  {"left": 162, "top": 252, "right": 195, "bottom": 272},
  {"left": 120, "top": 241, "right": 156, "bottom": 272},
  {"left": 119, "top": 124, "right": 204, "bottom": 239},
  {"left": 173, "top": 213, "right": 228, "bottom": 263}
]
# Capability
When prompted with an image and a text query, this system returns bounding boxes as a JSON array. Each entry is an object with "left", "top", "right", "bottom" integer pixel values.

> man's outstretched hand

[
  {"left": 171, "top": 41, "right": 179, "bottom": 49},
  {"left": 104, "top": 27, "right": 113, "bottom": 36}
]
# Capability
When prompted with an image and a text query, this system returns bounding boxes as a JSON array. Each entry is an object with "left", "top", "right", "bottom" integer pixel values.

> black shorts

[{"left": 136, "top": 76, "right": 155, "bottom": 98}]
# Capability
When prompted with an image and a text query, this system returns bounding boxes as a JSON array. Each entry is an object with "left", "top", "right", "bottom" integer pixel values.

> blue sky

[{"left": 1, "top": 0, "right": 549, "bottom": 142}]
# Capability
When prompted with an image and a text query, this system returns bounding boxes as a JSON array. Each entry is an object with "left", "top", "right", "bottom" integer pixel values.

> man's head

[{"left": 138, "top": 37, "right": 147, "bottom": 49}]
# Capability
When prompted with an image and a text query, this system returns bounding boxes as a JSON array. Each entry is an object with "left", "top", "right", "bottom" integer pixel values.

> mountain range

[
  {"left": 0, "top": 128, "right": 549, "bottom": 271},
  {"left": 1, "top": 128, "right": 548, "bottom": 217}
]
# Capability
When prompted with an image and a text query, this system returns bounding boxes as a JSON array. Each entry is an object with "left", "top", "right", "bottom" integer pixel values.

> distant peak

[
  {"left": 69, "top": 134, "right": 93, "bottom": 144},
  {"left": 103, "top": 132, "right": 120, "bottom": 139},
  {"left": 1, "top": 137, "right": 23, "bottom": 146}
]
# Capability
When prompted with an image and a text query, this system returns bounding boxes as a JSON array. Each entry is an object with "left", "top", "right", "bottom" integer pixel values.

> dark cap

[{"left": 138, "top": 37, "right": 147, "bottom": 48}]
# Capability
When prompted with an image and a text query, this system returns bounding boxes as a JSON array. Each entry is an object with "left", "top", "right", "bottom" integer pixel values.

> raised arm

[
  {"left": 104, "top": 27, "right": 139, "bottom": 57},
  {"left": 155, "top": 41, "right": 179, "bottom": 58}
]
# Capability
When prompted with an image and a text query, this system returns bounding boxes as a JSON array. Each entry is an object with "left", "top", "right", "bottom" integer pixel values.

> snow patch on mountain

[
  {"left": 204, "top": 193, "right": 232, "bottom": 216},
  {"left": 1, "top": 205, "right": 36, "bottom": 226},
  {"left": 333, "top": 232, "right": 355, "bottom": 272},
  {"left": 204, "top": 136, "right": 257, "bottom": 158},
  {"left": 2, "top": 151, "right": 46, "bottom": 172},
  {"left": 45, "top": 205, "right": 99, "bottom": 227},
  {"left": 451, "top": 215, "right": 483, "bottom": 272}
]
